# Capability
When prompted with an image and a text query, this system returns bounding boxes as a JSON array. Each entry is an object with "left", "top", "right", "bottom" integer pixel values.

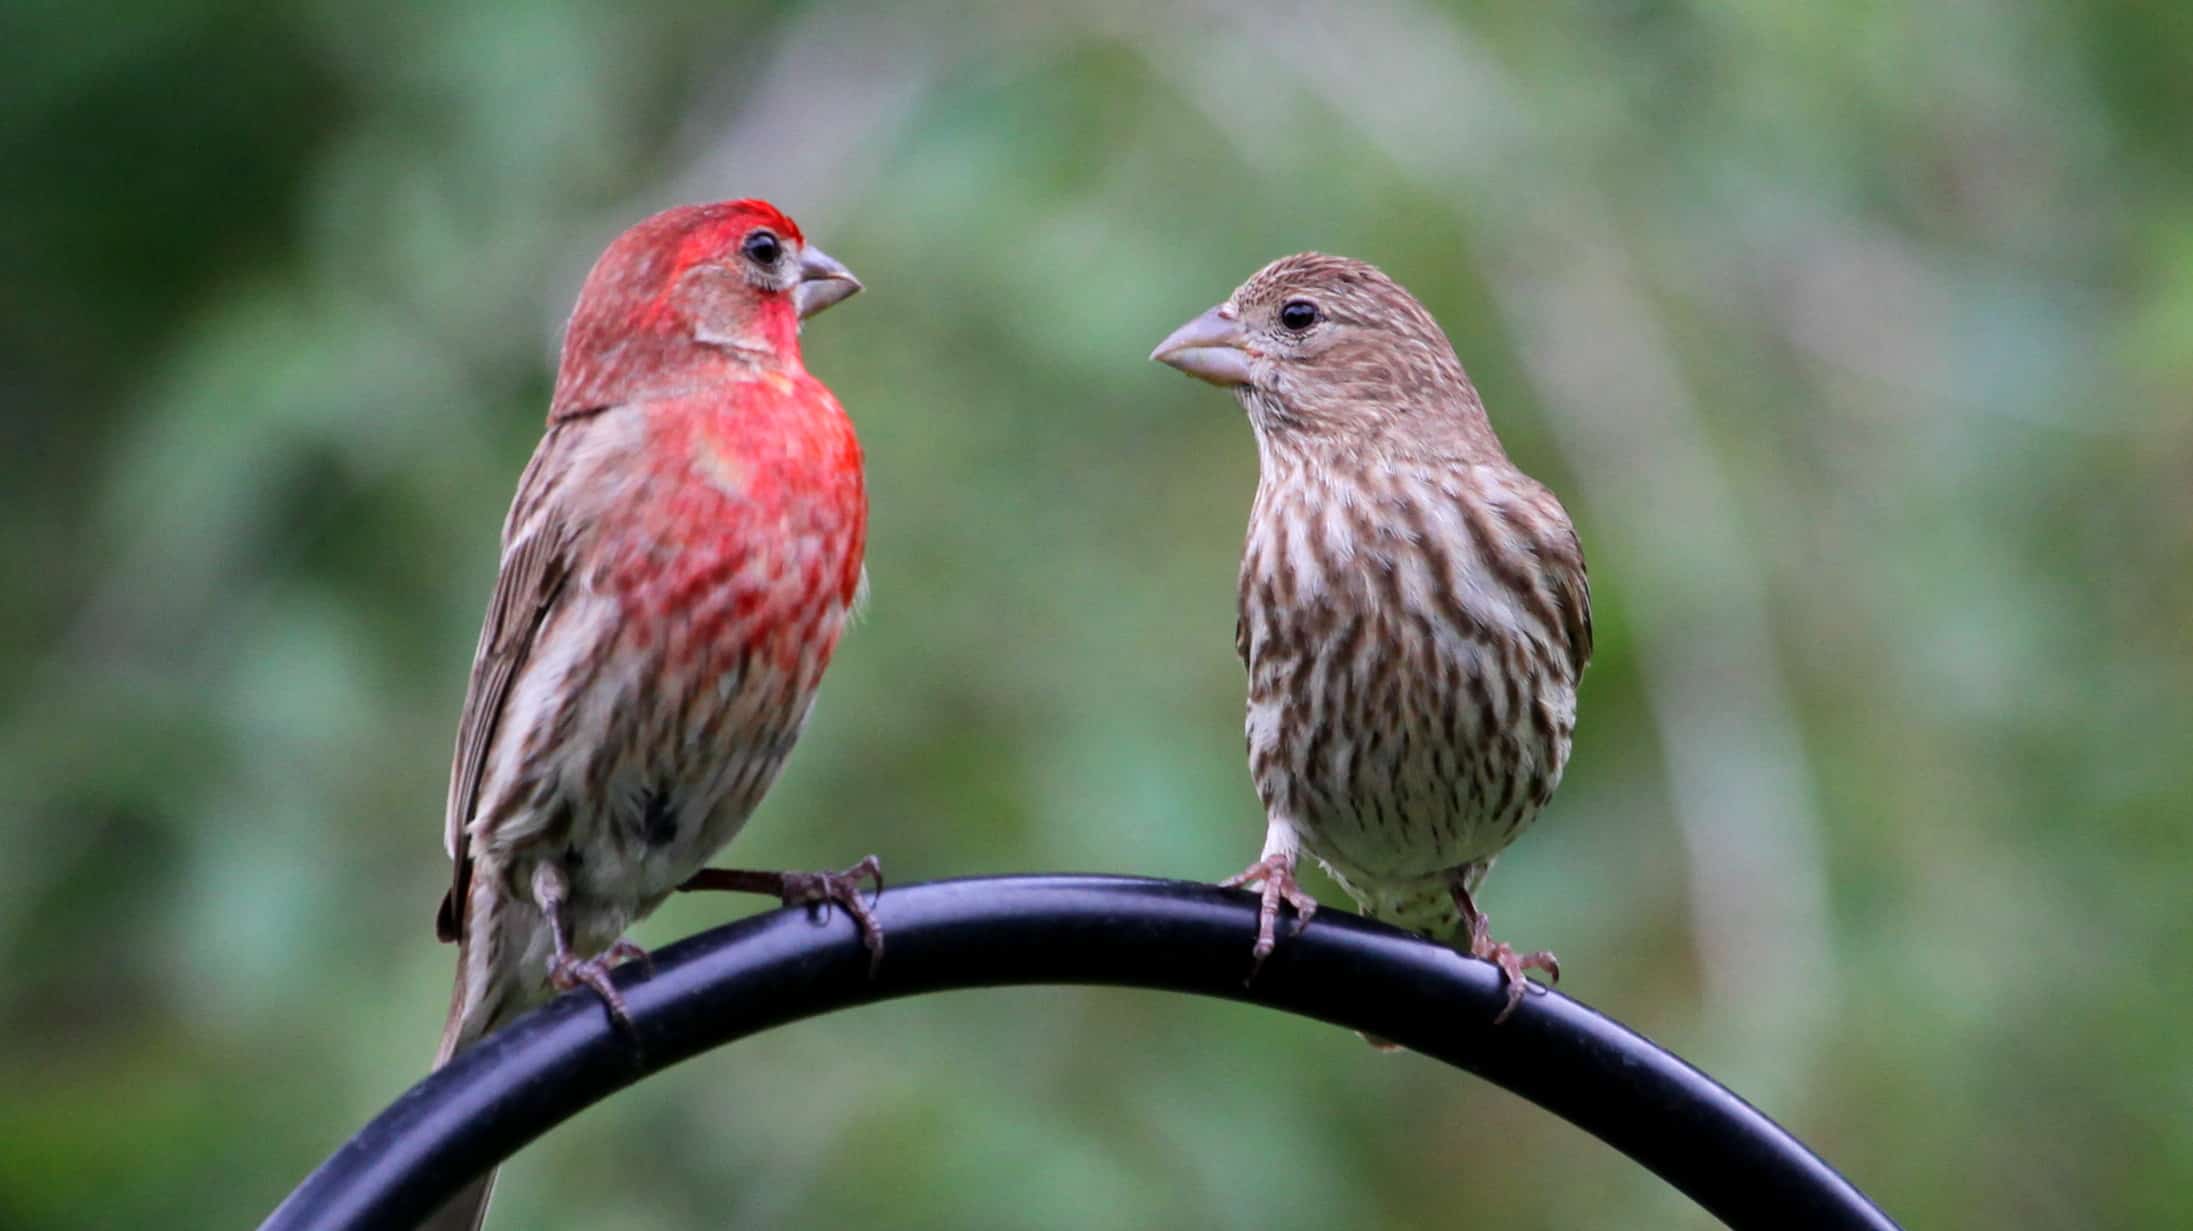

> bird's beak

[
  {"left": 1149, "top": 304, "right": 1254, "bottom": 387},
  {"left": 793, "top": 245, "right": 862, "bottom": 320}
]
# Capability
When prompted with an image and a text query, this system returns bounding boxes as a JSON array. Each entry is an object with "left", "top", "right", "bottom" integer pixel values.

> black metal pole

[{"left": 261, "top": 875, "right": 1898, "bottom": 1231}]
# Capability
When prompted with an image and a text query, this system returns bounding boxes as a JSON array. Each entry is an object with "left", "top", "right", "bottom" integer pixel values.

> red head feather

[{"left": 550, "top": 200, "right": 809, "bottom": 420}]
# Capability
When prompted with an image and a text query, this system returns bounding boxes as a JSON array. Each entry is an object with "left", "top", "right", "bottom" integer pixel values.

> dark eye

[
  {"left": 1279, "top": 299, "right": 1320, "bottom": 331},
  {"left": 742, "top": 230, "right": 783, "bottom": 266}
]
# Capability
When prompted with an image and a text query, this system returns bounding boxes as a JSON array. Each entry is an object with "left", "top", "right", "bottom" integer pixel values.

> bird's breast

[
  {"left": 605, "top": 388, "right": 866, "bottom": 674},
  {"left": 1237, "top": 468, "right": 1579, "bottom": 880}
]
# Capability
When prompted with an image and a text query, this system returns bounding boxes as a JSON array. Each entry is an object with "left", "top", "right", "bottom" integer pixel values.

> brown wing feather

[
  {"left": 437, "top": 423, "right": 587, "bottom": 942},
  {"left": 1559, "top": 534, "right": 1593, "bottom": 674},
  {"left": 1500, "top": 473, "right": 1593, "bottom": 682},
  {"left": 1529, "top": 490, "right": 1593, "bottom": 678}
]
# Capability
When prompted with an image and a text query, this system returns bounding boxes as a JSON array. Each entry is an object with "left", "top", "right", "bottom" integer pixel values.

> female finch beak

[
  {"left": 1150, "top": 305, "right": 1255, "bottom": 387},
  {"left": 793, "top": 246, "right": 862, "bottom": 319}
]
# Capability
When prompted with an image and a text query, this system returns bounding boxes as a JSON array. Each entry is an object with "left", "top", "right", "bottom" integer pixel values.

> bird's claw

[
  {"left": 779, "top": 855, "right": 887, "bottom": 976},
  {"left": 680, "top": 855, "right": 886, "bottom": 977},
  {"left": 547, "top": 939, "right": 652, "bottom": 1037},
  {"left": 1454, "top": 879, "right": 1557, "bottom": 1024},
  {"left": 1220, "top": 854, "right": 1318, "bottom": 981},
  {"left": 600, "top": 937, "right": 654, "bottom": 977},
  {"left": 1474, "top": 939, "right": 1560, "bottom": 1024},
  {"left": 1465, "top": 917, "right": 1558, "bottom": 1024}
]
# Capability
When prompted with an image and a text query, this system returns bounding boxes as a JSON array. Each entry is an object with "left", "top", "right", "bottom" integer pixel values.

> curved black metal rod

[{"left": 261, "top": 876, "right": 1898, "bottom": 1231}]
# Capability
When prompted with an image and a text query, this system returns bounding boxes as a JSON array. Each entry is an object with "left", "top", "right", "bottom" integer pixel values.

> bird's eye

[
  {"left": 742, "top": 230, "right": 783, "bottom": 266},
  {"left": 1279, "top": 299, "right": 1320, "bottom": 331}
]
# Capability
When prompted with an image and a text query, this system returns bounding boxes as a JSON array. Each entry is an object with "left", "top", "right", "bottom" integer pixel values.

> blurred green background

[{"left": 5, "top": 1, "right": 2189, "bottom": 1227}]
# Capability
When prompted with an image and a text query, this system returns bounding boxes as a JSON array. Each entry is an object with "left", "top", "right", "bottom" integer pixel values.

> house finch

[
  {"left": 423, "top": 200, "right": 873, "bottom": 1231},
  {"left": 1151, "top": 253, "right": 1591, "bottom": 1024}
]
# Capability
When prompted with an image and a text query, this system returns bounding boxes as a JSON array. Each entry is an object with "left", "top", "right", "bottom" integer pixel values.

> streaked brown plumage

[{"left": 1152, "top": 253, "right": 1591, "bottom": 1023}]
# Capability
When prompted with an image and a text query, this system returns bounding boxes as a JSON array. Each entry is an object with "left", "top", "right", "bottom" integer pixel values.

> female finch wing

[
  {"left": 1551, "top": 524, "right": 1593, "bottom": 675},
  {"left": 436, "top": 422, "right": 588, "bottom": 942},
  {"left": 1515, "top": 479, "right": 1594, "bottom": 676}
]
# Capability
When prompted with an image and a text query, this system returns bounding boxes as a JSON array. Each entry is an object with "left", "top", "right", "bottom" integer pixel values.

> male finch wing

[{"left": 436, "top": 420, "right": 589, "bottom": 949}]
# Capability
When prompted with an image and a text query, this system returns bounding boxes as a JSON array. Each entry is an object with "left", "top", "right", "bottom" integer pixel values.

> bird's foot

[
  {"left": 1219, "top": 853, "right": 1318, "bottom": 981},
  {"left": 1468, "top": 930, "right": 1559, "bottom": 1024},
  {"left": 1452, "top": 878, "right": 1557, "bottom": 1024},
  {"left": 680, "top": 855, "right": 886, "bottom": 976},
  {"left": 547, "top": 938, "right": 652, "bottom": 1037}
]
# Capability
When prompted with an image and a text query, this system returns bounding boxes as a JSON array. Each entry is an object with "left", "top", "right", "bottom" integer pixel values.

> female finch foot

[
  {"left": 1219, "top": 853, "right": 1319, "bottom": 979},
  {"left": 680, "top": 855, "right": 886, "bottom": 975},
  {"left": 1475, "top": 940, "right": 1559, "bottom": 1024},
  {"left": 1455, "top": 881, "right": 1558, "bottom": 1024}
]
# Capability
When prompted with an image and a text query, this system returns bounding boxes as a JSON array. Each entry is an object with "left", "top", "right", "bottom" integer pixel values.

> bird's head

[
  {"left": 1151, "top": 253, "right": 1492, "bottom": 454},
  {"left": 551, "top": 199, "right": 861, "bottom": 417}
]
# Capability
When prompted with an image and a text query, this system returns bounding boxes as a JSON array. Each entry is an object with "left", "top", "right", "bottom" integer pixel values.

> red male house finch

[
  {"left": 424, "top": 200, "right": 873, "bottom": 1231},
  {"left": 1152, "top": 254, "right": 1591, "bottom": 1023}
]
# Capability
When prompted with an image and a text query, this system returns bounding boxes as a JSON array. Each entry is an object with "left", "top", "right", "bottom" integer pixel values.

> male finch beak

[
  {"left": 793, "top": 245, "right": 862, "bottom": 319},
  {"left": 1150, "top": 304, "right": 1254, "bottom": 387}
]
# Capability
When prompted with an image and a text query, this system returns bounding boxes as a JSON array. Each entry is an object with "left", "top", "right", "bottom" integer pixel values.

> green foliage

[{"left": 4, "top": 1, "right": 2188, "bottom": 1226}]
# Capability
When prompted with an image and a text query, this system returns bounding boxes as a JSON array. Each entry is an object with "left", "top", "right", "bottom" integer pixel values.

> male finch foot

[
  {"left": 548, "top": 939, "right": 652, "bottom": 1037},
  {"left": 681, "top": 855, "right": 886, "bottom": 975}
]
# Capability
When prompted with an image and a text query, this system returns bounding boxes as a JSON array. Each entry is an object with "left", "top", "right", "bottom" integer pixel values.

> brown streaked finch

[
  {"left": 423, "top": 200, "right": 875, "bottom": 1231},
  {"left": 1151, "top": 253, "right": 1592, "bottom": 1026}
]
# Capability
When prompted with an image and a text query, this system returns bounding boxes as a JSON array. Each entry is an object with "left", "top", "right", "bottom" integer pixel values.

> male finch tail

[{"left": 422, "top": 199, "right": 868, "bottom": 1231}]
